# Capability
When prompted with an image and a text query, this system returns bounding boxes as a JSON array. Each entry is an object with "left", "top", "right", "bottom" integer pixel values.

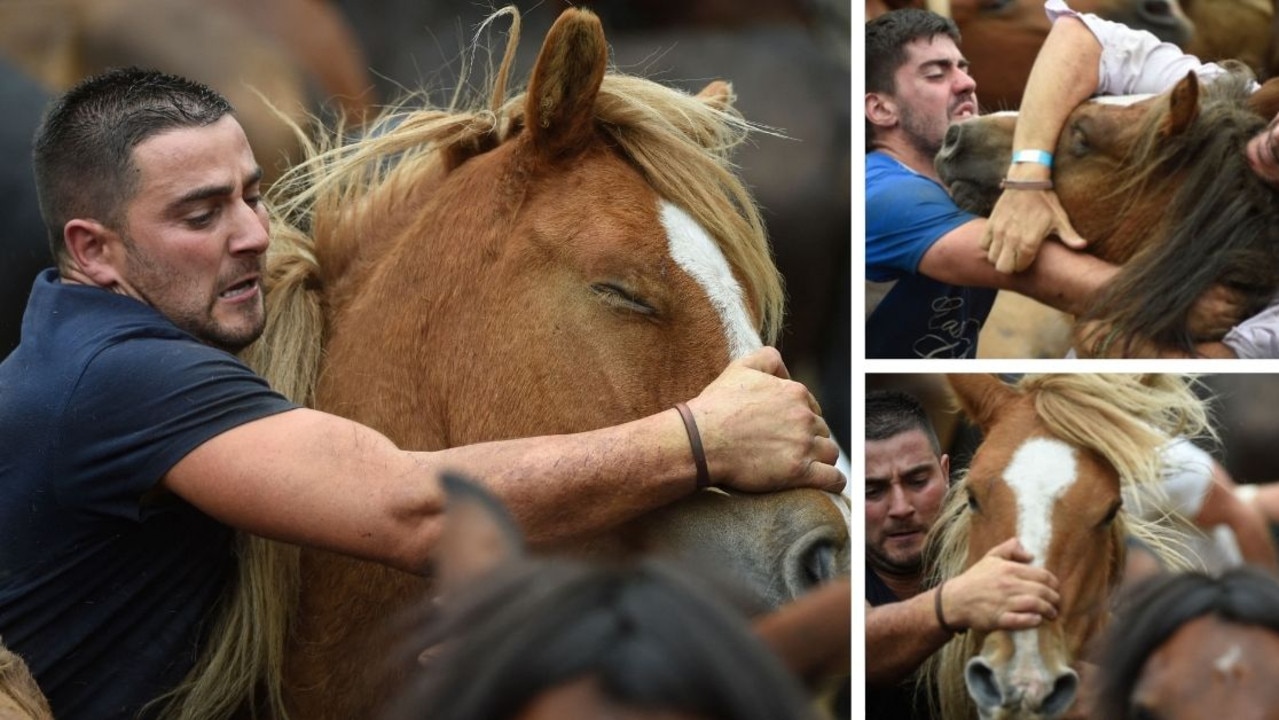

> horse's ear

[
  {"left": 430, "top": 473, "right": 526, "bottom": 596},
  {"left": 695, "top": 80, "right": 736, "bottom": 112},
  {"left": 1161, "top": 71, "right": 1200, "bottom": 139},
  {"left": 525, "top": 7, "right": 607, "bottom": 160},
  {"left": 946, "top": 374, "right": 1015, "bottom": 432},
  {"left": 1248, "top": 77, "right": 1279, "bottom": 120}
]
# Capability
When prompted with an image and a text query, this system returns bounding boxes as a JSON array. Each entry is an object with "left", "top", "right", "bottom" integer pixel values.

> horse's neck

[{"left": 1087, "top": 210, "right": 1168, "bottom": 265}]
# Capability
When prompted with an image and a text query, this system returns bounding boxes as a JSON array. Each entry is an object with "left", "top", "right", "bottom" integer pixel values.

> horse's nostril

[
  {"left": 782, "top": 528, "right": 846, "bottom": 598},
  {"left": 1141, "top": 0, "right": 1173, "bottom": 17},
  {"left": 943, "top": 123, "right": 963, "bottom": 151},
  {"left": 964, "top": 657, "right": 1004, "bottom": 709},
  {"left": 1041, "top": 669, "right": 1080, "bottom": 717}
]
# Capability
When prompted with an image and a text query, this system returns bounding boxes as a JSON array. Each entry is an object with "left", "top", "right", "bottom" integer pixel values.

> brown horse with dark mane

[
  {"left": 937, "top": 70, "right": 1279, "bottom": 354},
  {"left": 1095, "top": 567, "right": 1279, "bottom": 719}
]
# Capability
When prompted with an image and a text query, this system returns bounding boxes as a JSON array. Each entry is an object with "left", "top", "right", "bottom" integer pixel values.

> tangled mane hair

[
  {"left": 1082, "top": 70, "right": 1279, "bottom": 355},
  {"left": 161, "top": 8, "right": 785, "bottom": 720},
  {"left": 919, "top": 374, "right": 1210, "bottom": 720},
  {"left": 0, "top": 642, "right": 52, "bottom": 720},
  {"left": 1095, "top": 566, "right": 1279, "bottom": 718}
]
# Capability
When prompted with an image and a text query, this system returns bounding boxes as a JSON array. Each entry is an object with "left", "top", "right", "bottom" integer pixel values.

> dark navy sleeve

[{"left": 54, "top": 336, "right": 298, "bottom": 521}]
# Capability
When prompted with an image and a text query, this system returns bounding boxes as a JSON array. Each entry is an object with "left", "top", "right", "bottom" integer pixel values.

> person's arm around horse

[
  {"left": 866, "top": 538, "right": 1060, "bottom": 686},
  {"left": 980, "top": 14, "right": 1093, "bottom": 274},
  {"left": 164, "top": 346, "right": 845, "bottom": 571}
]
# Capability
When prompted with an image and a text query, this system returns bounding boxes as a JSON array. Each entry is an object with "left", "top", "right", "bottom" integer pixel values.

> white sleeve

[
  {"left": 1223, "top": 295, "right": 1279, "bottom": 359},
  {"left": 1043, "top": 0, "right": 1240, "bottom": 95},
  {"left": 1157, "top": 437, "right": 1215, "bottom": 518}
]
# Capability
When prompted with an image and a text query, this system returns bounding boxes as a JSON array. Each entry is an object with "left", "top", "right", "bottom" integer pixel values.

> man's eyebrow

[
  {"left": 920, "top": 58, "right": 968, "bottom": 72},
  {"left": 170, "top": 166, "right": 264, "bottom": 209}
]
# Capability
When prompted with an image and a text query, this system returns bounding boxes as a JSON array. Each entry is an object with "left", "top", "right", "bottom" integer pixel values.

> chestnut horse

[
  {"left": 150, "top": 8, "right": 849, "bottom": 720},
  {"left": 1095, "top": 567, "right": 1279, "bottom": 719},
  {"left": 936, "top": 70, "right": 1279, "bottom": 355},
  {"left": 922, "top": 374, "right": 1205, "bottom": 719}
]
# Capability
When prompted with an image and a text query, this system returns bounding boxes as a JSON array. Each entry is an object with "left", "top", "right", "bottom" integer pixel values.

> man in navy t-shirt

[
  {"left": 0, "top": 68, "right": 846, "bottom": 720},
  {"left": 864, "top": 10, "right": 1117, "bottom": 358}
]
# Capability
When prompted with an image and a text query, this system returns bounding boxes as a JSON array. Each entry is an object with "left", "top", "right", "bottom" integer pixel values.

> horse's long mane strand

[
  {"left": 1083, "top": 72, "right": 1279, "bottom": 353},
  {"left": 919, "top": 373, "right": 1209, "bottom": 719}
]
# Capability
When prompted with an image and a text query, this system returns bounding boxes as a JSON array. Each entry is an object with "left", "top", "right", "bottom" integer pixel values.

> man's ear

[
  {"left": 865, "top": 92, "right": 900, "bottom": 130},
  {"left": 64, "top": 218, "right": 126, "bottom": 287}
]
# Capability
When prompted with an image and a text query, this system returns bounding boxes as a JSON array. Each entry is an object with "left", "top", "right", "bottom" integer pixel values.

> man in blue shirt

[
  {"left": 0, "top": 67, "right": 846, "bottom": 720},
  {"left": 864, "top": 9, "right": 1114, "bottom": 358}
]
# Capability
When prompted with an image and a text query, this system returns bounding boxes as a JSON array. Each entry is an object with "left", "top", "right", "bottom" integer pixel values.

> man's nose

[
  {"left": 231, "top": 201, "right": 270, "bottom": 256},
  {"left": 955, "top": 68, "right": 977, "bottom": 96},
  {"left": 887, "top": 484, "right": 913, "bottom": 517}
]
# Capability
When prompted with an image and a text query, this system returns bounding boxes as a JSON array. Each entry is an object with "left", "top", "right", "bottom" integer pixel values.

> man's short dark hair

[
  {"left": 865, "top": 9, "right": 961, "bottom": 150},
  {"left": 866, "top": 389, "right": 941, "bottom": 454},
  {"left": 32, "top": 67, "right": 235, "bottom": 264},
  {"left": 866, "top": 9, "right": 962, "bottom": 96}
]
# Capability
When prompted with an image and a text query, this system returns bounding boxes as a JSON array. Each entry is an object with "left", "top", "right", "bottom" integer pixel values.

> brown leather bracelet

[
  {"left": 999, "top": 178, "right": 1054, "bottom": 191},
  {"left": 674, "top": 402, "right": 711, "bottom": 490},
  {"left": 935, "top": 580, "right": 965, "bottom": 635}
]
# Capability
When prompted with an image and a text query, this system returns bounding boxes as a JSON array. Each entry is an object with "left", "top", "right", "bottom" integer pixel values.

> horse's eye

[
  {"left": 1070, "top": 123, "right": 1090, "bottom": 158},
  {"left": 967, "top": 489, "right": 980, "bottom": 513},
  {"left": 591, "top": 283, "right": 656, "bottom": 316},
  {"left": 981, "top": 0, "right": 1015, "bottom": 12},
  {"left": 1101, "top": 501, "right": 1121, "bottom": 527}
]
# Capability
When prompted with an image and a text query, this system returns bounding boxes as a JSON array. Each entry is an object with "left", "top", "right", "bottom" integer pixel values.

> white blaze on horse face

[
  {"left": 1004, "top": 437, "right": 1078, "bottom": 568},
  {"left": 660, "top": 201, "right": 762, "bottom": 359},
  {"left": 1002, "top": 438, "right": 1078, "bottom": 681}
]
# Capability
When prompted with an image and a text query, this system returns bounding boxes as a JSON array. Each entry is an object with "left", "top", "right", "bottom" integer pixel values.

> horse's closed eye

[
  {"left": 980, "top": 0, "right": 1016, "bottom": 13},
  {"left": 967, "top": 489, "right": 980, "bottom": 513},
  {"left": 1100, "top": 501, "right": 1121, "bottom": 528},
  {"left": 591, "top": 283, "right": 656, "bottom": 316}
]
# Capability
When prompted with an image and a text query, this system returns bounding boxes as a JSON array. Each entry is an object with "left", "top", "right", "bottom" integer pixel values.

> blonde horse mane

[
  {"left": 921, "top": 374, "right": 1211, "bottom": 720},
  {"left": 157, "top": 8, "right": 784, "bottom": 720}
]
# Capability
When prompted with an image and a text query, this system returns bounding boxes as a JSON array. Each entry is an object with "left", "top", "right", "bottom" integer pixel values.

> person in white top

[
  {"left": 1124, "top": 438, "right": 1278, "bottom": 581},
  {"left": 981, "top": 0, "right": 1279, "bottom": 358}
]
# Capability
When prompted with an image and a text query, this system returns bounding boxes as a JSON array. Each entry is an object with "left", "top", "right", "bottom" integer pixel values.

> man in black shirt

[{"left": 864, "top": 390, "right": 1060, "bottom": 718}]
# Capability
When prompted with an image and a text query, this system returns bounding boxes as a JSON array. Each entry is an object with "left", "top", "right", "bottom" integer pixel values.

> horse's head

[
  {"left": 1096, "top": 568, "right": 1279, "bottom": 720},
  {"left": 928, "top": 374, "right": 1206, "bottom": 719},
  {"left": 936, "top": 70, "right": 1279, "bottom": 351},
  {"left": 261, "top": 7, "right": 846, "bottom": 607}
]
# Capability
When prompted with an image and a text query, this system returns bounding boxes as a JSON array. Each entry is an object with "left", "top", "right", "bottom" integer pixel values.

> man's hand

[
  {"left": 982, "top": 188, "right": 1087, "bottom": 274},
  {"left": 686, "top": 347, "right": 845, "bottom": 494},
  {"left": 942, "top": 537, "right": 1060, "bottom": 632},
  {"left": 1186, "top": 282, "right": 1249, "bottom": 341}
]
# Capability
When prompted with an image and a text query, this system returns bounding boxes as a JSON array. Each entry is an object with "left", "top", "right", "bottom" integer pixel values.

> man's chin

[{"left": 867, "top": 548, "right": 923, "bottom": 578}]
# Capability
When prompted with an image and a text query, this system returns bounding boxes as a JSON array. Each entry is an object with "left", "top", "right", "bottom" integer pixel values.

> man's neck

[
  {"left": 874, "top": 136, "right": 940, "bottom": 183},
  {"left": 872, "top": 566, "right": 923, "bottom": 600}
]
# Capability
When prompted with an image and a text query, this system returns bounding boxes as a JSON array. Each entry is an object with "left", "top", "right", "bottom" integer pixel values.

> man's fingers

[
  {"left": 989, "top": 536, "right": 1033, "bottom": 562},
  {"left": 807, "top": 462, "right": 846, "bottom": 493},
  {"left": 814, "top": 435, "right": 840, "bottom": 465},
  {"left": 733, "top": 346, "right": 788, "bottom": 379}
]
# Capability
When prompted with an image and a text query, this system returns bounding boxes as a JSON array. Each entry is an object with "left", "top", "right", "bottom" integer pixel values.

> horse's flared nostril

[
  {"left": 965, "top": 657, "right": 1004, "bottom": 710},
  {"left": 1040, "top": 668, "right": 1080, "bottom": 718},
  {"left": 1141, "top": 0, "right": 1173, "bottom": 17},
  {"left": 782, "top": 527, "right": 846, "bottom": 597}
]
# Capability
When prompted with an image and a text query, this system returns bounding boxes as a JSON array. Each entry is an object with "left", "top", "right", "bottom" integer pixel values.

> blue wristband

[{"left": 1011, "top": 149, "right": 1054, "bottom": 168}]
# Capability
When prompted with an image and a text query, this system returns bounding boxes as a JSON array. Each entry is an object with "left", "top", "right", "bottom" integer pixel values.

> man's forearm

[
  {"left": 415, "top": 410, "right": 694, "bottom": 548},
  {"left": 1005, "top": 241, "right": 1119, "bottom": 315},
  {"left": 865, "top": 592, "right": 952, "bottom": 686}
]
